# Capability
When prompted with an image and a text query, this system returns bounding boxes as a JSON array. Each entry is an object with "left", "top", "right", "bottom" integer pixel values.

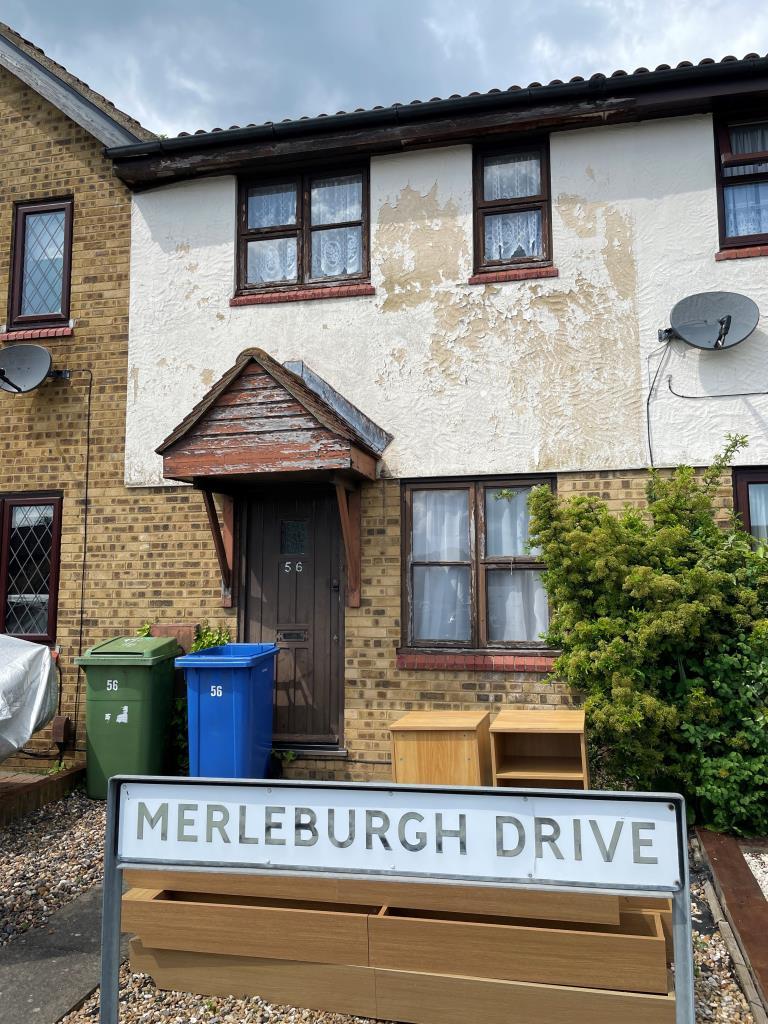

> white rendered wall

[{"left": 126, "top": 115, "right": 768, "bottom": 486}]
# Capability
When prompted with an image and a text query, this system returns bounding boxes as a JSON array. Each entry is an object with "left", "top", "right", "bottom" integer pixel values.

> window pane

[
  {"left": 281, "top": 520, "right": 307, "bottom": 554},
  {"left": 5, "top": 504, "right": 54, "bottom": 636},
  {"left": 310, "top": 226, "right": 362, "bottom": 279},
  {"left": 484, "top": 210, "right": 543, "bottom": 261},
  {"left": 247, "top": 237, "right": 297, "bottom": 285},
  {"left": 413, "top": 566, "right": 471, "bottom": 642},
  {"left": 21, "top": 211, "right": 65, "bottom": 316},
  {"left": 724, "top": 182, "right": 768, "bottom": 237},
  {"left": 412, "top": 490, "right": 470, "bottom": 561},
  {"left": 487, "top": 569, "right": 548, "bottom": 643},
  {"left": 748, "top": 484, "right": 768, "bottom": 541},
  {"left": 483, "top": 152, "right": 541, "bottom": 200},
  {"left": 486, "top": 487, "right": 537, "bottom": 556},
  {"left": 247, "top": 183, "right": 297, "bottom": 228},
  {"left": 311, "top": 174, "right": 363, "bottom": 225},
  {"left": 730, "top": 122, "right": 768, "bottom": 155}
]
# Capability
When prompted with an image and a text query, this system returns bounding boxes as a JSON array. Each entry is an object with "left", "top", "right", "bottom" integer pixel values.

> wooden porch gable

[{"left": 157, "top": 349, "right": 380, "bottom": 482}]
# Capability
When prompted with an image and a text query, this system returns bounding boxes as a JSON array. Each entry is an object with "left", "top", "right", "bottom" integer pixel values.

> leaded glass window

[
  {"left": 0, "top": 497, "right": 62, "bottom": 643},
  {"left": 238, "top": 169, "right": 368, "bottom": 291},
  {"left": 10, "top": 199, "right": 73, "bottom": 328}
]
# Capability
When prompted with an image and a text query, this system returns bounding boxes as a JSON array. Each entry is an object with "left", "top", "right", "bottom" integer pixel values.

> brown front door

[{"left": 244, "top": 487, "right": 344, "bottom": 746}]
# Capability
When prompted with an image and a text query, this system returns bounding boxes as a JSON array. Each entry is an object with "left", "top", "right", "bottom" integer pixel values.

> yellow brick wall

[
  {"left": 288, "top": 466, "right": 736, "bottom": 782},
  {"left": 0, "top": 71, "right": 234, "bottom": 769}
]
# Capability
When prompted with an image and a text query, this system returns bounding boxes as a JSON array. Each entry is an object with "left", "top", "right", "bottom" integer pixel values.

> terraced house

[
  {"left": 0, "top": 25, "right": 227, "bottom": 769},
  {"left": 104, "top": 52, "right": 768, "bottom": 780},
  {"left": 3, "top": 33, "right": 768, "bottom": 781}
]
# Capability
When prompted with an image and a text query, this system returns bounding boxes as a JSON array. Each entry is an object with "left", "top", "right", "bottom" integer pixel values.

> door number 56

[{"left": 210, "top": 685, "right": 223, "bottom": 697}]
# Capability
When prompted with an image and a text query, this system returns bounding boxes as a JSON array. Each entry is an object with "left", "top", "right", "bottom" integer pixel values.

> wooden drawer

[
  {"left": 369, "top": 906, "right": 669, "bottom": 994},
  {"left": 375, "top": 967, "right": 676, "bottom": 1024},
  {"left": 122, "top": 888, "right": 373, "bottom": 966},
  {"left": 130, "top": 938, "right": 377, "bottom": 1018},
  {"left": 123, "top": 869, "right": 621, "bottom": 925}
]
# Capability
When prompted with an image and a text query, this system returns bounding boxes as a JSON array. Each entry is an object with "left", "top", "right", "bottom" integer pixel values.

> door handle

[{"left": 331, "top": 579, "right": 340, "bottom": 592}]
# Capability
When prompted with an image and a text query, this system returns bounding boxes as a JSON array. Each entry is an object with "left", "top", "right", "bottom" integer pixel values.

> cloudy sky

[{"left": 4, "top": 0, "right": 767, "bottom": 137}]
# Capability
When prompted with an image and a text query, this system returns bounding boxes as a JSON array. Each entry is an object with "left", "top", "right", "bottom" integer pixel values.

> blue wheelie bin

[{"left": 175, "top": 643, "right": 278, "bottom": 778}]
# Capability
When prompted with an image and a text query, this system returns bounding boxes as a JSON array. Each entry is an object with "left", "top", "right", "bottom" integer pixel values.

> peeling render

[{"left": 126, "top": 117, "right": 768, "bottom": 487}]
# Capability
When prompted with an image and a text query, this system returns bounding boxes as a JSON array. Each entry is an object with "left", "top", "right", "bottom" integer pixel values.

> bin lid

[
  {"left": 176, "top": 642, "right": 278, "bottom": 669},
  {"left": 75, "top": 635, "right": 180, "bottom": 666}
]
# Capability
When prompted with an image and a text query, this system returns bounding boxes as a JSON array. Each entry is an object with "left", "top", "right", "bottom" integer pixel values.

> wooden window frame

[
  {"left": 236, "top": 166, "right": 370, "bottom": 295},
  {"left": 0, "top": 494, "right": 63, "bottom": 645},
  {"left": 472, "top": 141, "right": 552, "bottom": 275},
  {"left": 8, "top": 197, "right": 74, "bottom": 330},
  {"left": 732, "top": 468, "right": 768, "bottom": 537},
  {"left": 715, "top": 115, "right": 768, "bottom": 250},
  {"left": 402, "top": 477, "right": 553, "bottom": 651}
]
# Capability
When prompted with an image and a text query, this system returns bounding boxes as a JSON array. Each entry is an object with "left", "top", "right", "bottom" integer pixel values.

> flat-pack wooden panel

[
  {"left": 130, "top": 939, "right": 378, "bottom": 1018},
  {"left": 390, "top": 710, "right": 492, "bottom": 786},
  {"left": 122, "top": 870, "right": 622, "bottom": 925},
  {"left": 369, "top": 907, "right": 669, "bottom": 994},
  {"left": 375, "top": 967, "right": 676, "bottom": 1024},
  {"left": 121, "top": 888, "right": 372, "bottom": 966}
]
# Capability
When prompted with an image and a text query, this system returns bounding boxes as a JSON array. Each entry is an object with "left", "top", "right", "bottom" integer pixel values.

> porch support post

[
  {"left": 201, "top": 490, "right": 234, "bottom": 607},
  {"left": 335, "top": 480, "right": 361, "bottom": 608}
]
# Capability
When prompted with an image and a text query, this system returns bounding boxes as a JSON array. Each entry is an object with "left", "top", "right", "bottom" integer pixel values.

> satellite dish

[
  {"left": 0, "top": 344, "right": 53, "bottom": 394},
  {"left": 667, "top": 291, "right": 759, "bottom": 351}
]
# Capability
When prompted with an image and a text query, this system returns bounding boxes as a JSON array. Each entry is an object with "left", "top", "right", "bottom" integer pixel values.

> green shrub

[{"left": 528, "top": 435, "right": 768, "bottom": 835}]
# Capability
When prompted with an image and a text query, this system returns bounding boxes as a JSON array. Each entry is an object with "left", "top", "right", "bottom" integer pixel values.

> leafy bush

[{"left": 528, "top": 435, "right": 768, "bottom": 835}]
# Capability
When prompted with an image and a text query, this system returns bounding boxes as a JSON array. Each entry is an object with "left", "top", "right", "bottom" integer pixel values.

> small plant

[
  {"left": 269, "top": 748, "right": 297, "bottom": 778},
  {"left": 191, "top": 621, "right": 231, "bottom": 652},
  {"left": 136, "top": 621, "right": 152, "bottom": 637},
  {"left": 529, "top": 434, "right": 768, "bottom": 835}
]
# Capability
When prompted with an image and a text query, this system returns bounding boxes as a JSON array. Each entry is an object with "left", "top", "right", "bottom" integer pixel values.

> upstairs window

[
  {"left": 473, "top": 143, "right": 551, "bottom": 273},
  {"left": 9, "top": 198, "right": 73, "bottom": 329},
  {"left": 403, "top": 479, "right": 551, "bottom": 649},
  {"left": 716, "top": 118, "right": 768, "bottom": 247},
  {"left": 0, "top": 495, "right": 62, "bottom": 644},
  {"left": 237, "top": 168, "right": 369, "bottom": 292}
]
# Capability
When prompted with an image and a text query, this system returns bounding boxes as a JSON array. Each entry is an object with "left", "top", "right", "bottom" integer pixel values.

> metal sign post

[{"left": 100, "top": 776, "right": 695, "bottom": 1024}]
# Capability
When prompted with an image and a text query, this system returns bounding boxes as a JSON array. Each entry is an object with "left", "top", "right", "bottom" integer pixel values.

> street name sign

[{"left": 101, "top": 777, "right": 694, "bottom": 1023}]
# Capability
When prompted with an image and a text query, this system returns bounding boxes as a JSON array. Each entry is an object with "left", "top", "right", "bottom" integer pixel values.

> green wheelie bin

[{"left": 75, "top": 636, "right": 179, "bottom": 799}]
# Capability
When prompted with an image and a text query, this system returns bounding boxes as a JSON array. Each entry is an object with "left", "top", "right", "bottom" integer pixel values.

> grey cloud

[{"left": 2, "top": 0, "right": 763, "bottom": 137}]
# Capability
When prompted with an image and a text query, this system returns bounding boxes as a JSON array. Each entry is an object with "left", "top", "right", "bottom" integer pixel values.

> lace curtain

[
  {"left": 485, "top": 487, "right": 536, "bottom": 556},
  {"left": 484, "top": 152, "right": 540, "bottom": 200},
  {"left": 311, "top": 175, "right": 362, "bottom": 224},
  {"left": 247, "top": 183, "right": 296, "bottom": 228},
  {"left": 724, "top": 182, "right": 768, "bottom": 237},
  {"left": 247, "top": 237, "right": 297, "bottom": 284},
  {"left": 484, "top": 210, "right": 542, "bottom": 261}
]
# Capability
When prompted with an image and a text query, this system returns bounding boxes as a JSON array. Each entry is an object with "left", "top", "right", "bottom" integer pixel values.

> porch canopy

[{"left": 156, "top": 347, "right": 391, "bottom": 606}]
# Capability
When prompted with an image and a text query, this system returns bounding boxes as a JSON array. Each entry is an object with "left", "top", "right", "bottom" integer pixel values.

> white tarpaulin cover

[{"left": 0, "top": 635, "right": 57, "bottom": 762}]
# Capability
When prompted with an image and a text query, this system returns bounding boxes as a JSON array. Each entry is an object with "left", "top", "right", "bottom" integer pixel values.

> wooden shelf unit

[
  {"left": 390, "top": 710, "right": 492, "bottom": 787},
  {"left": 490, "top": 709, "right": 589, "bottom": 790}
]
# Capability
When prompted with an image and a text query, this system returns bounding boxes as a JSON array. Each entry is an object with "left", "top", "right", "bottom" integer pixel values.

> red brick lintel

[
  {"left": 468, "top": 266, "right": 559, "bottom": 285},
  {"left": 0, "top": 326, "right": 73, "bottom": 341},
  {"left": 397, "top": 651, "right": 557, "bottom": 673},
  {"left": 231, "top": 283, "right": 375, "bottom": 306},
  {"left": 715, "top": 245, "right": 768, "bottom": 261}
]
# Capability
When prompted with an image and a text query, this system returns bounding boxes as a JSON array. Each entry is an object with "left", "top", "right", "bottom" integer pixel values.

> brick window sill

[
  {"left": 0, "top": 326, "right": 73, "bottom": 341},
  {"left": 396, "top": 650, "right": 557, "bottom": 674},
  {"left": 468, "top": 266, "right": 559, "bottom": 285},
  {"left": 231, "top": 283, "right": 375, "bottom": 307},
  {"left": 715, "top": 245, "right": 768, "bottom": 261}
]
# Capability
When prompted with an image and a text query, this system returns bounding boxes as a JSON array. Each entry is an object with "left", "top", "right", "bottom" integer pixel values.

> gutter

[{"left": 106, "top": 55, "right": 768, "bottom": 161}]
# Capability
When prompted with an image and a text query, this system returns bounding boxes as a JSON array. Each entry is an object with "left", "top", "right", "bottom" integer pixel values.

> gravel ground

[
  {"left": 742, "top": 849, "right": 768, "bottom": 900},
  {"left": 0, "top": 796, "right": 758, "bottom": 1023},
  {"left": 0, "top": 789, "right": 105, "bottom": 946}
]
